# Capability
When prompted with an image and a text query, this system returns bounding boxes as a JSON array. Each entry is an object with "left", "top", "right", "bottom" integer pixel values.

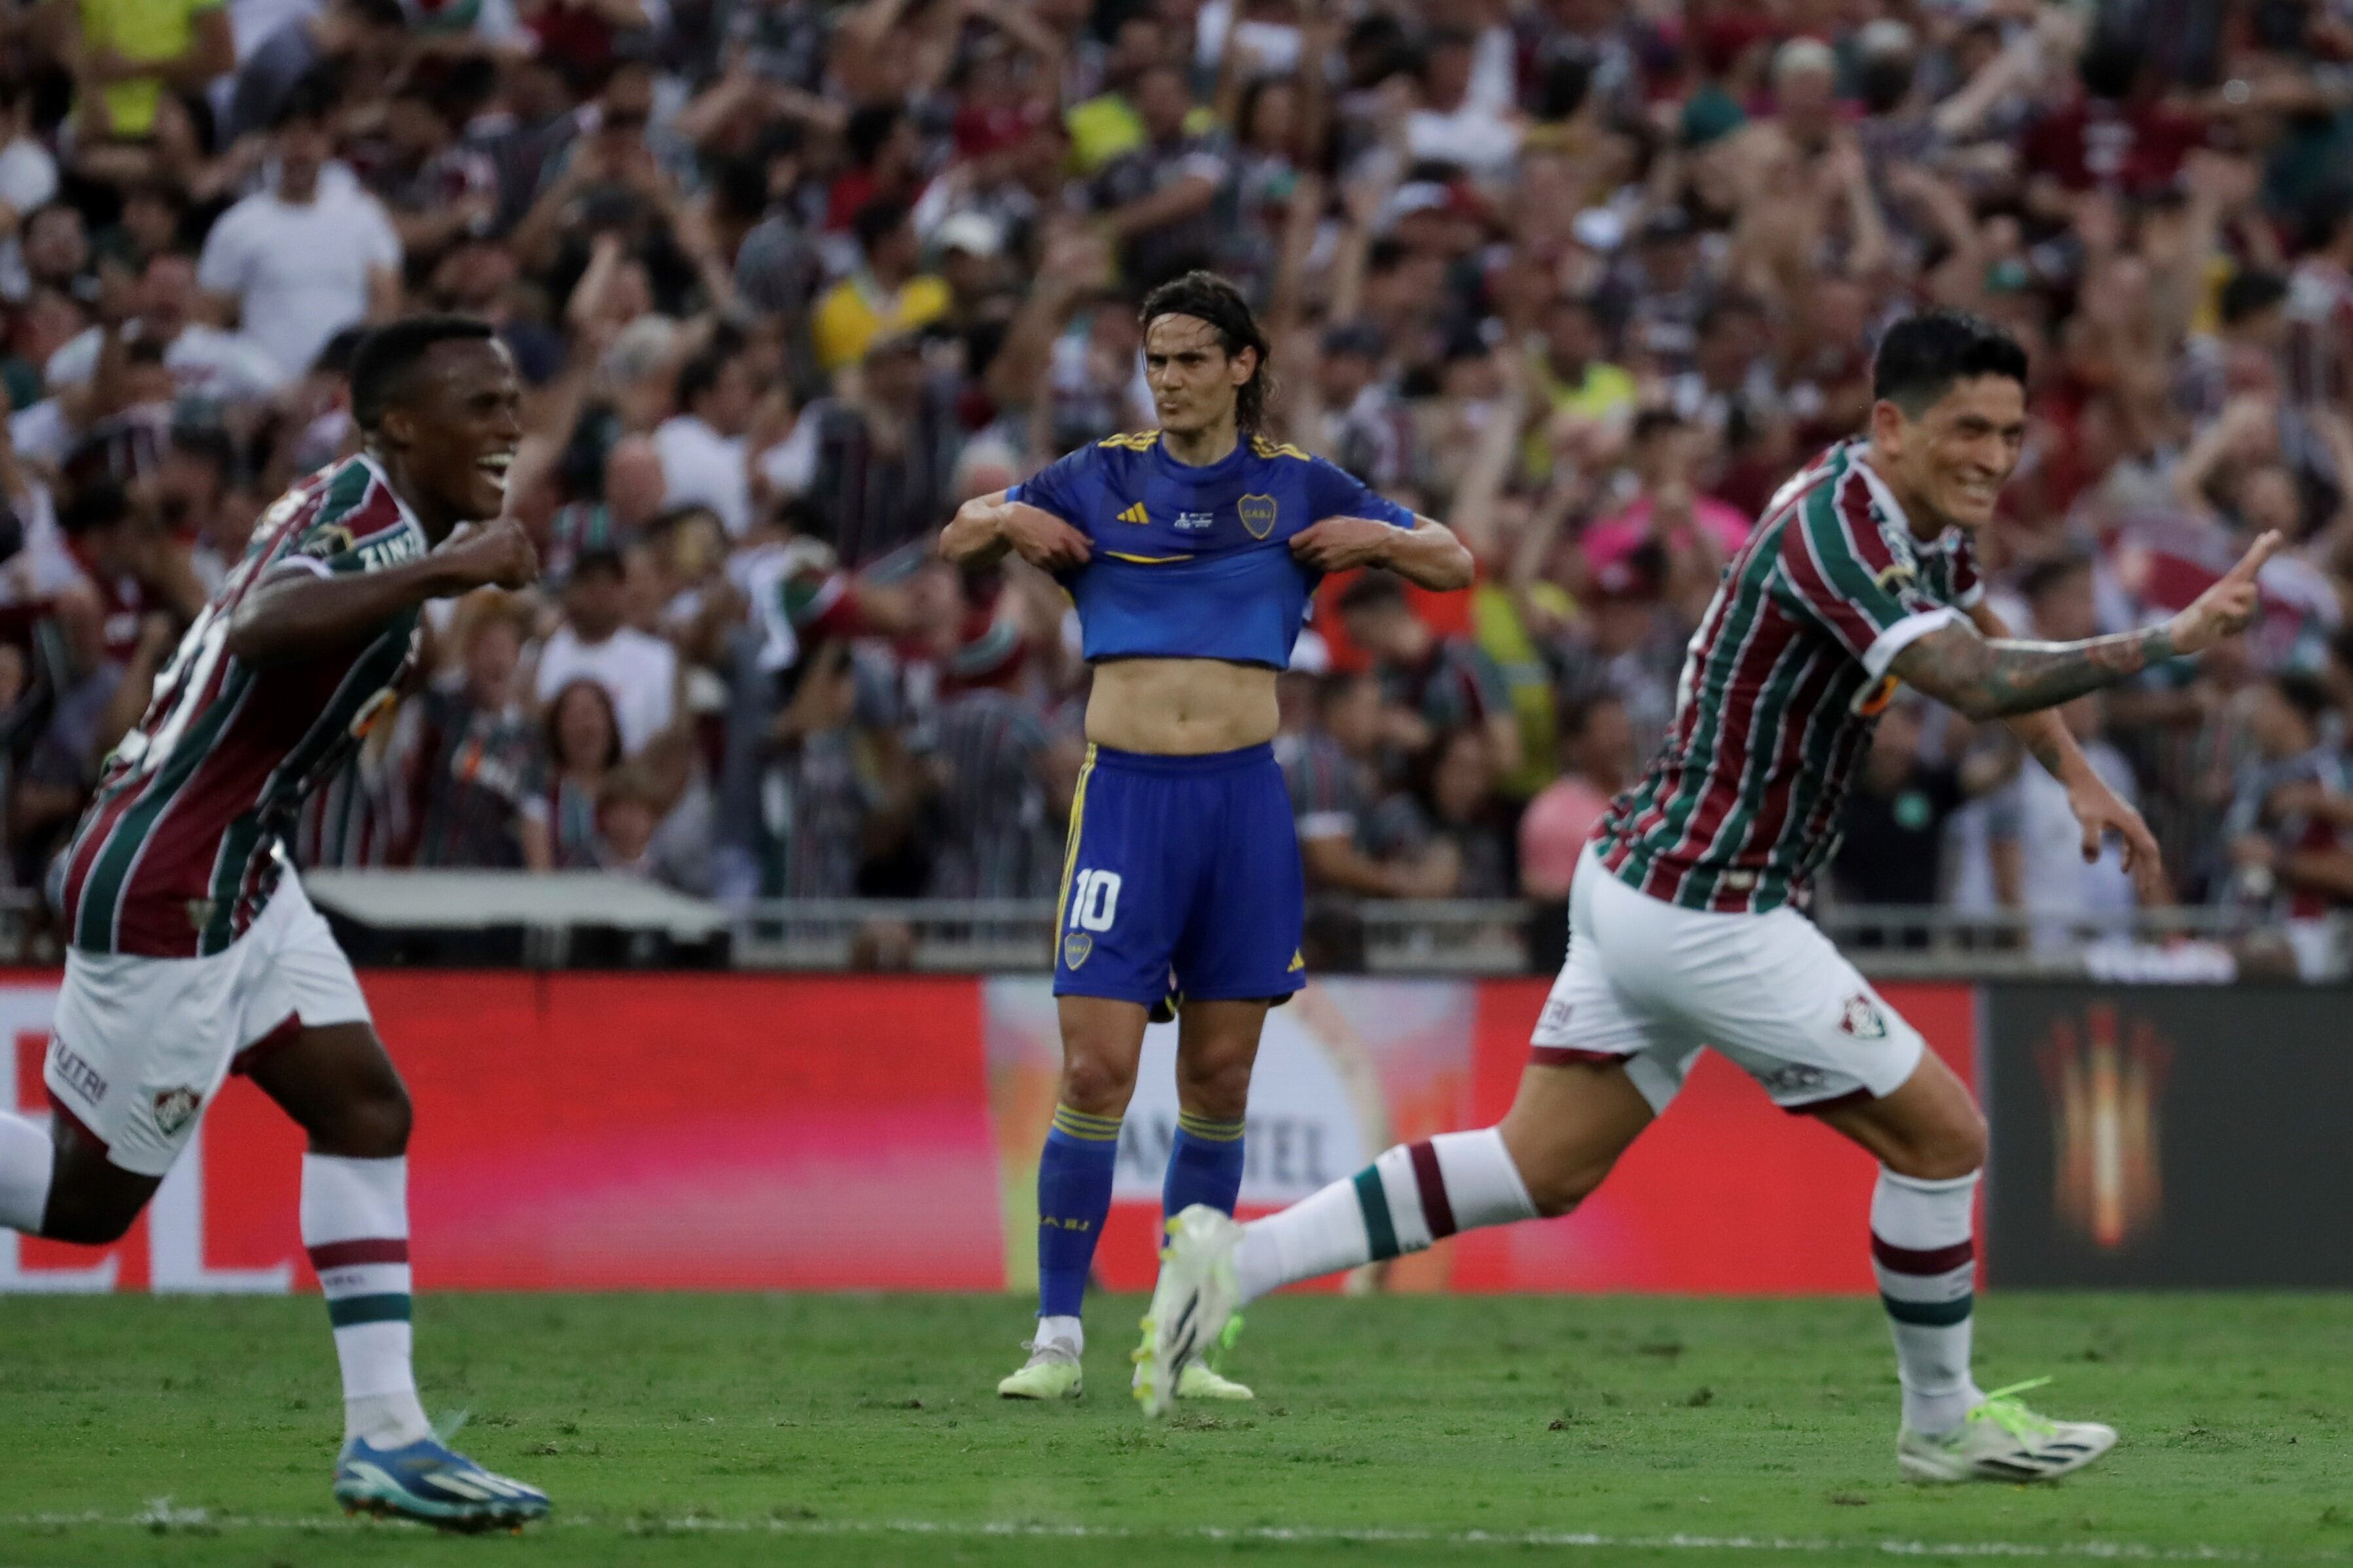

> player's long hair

[{"left": 1139, "top": 271, "right": 1276, "bottom": 434}]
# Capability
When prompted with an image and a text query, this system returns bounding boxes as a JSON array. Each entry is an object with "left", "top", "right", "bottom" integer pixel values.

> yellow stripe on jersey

[
  {"left": 1105, "top": 551, "right": 1187, "bottom": 564},
  {"left": 1052, "top": 744, "right": 1098, "bottom": 937},
  {"left": 1250, "top": 434, "right": 1309, "bottom": 461},
  {"left": 1099, "top": 430, "right": 1162, "bottom": 451}
]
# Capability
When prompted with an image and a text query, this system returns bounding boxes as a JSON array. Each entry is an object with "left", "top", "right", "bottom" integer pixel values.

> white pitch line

[{"left": 1, "top": 1508, "right": 2335, "bottom": 1563}]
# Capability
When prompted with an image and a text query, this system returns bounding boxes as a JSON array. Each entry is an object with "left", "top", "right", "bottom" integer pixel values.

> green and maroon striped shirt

[
  {"left": 59, "top": 457, "right": 428, "bottom": 957},
  {"left": 1595, "top": 442, "right": 1983, "bottom": 914}
]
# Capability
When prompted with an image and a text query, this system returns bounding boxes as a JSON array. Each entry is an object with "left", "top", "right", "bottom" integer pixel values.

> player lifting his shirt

[
  {"left": 940, "top": 270, "right": 1474, "bottom": 1402},
  {"left": 1137, "top": 309, "right": 2279, "bottom": 1484},
  {"left": 0, "top": 317, "right": 550, "bottom": 1529}
]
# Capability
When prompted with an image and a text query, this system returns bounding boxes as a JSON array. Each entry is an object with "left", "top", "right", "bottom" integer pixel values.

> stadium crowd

[{"left": 1, "top": 0, "right": 2352, "bottom": 967}]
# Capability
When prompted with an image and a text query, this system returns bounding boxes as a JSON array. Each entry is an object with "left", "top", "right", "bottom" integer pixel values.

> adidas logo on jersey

[{"left": 1116, "top": 502, "right": 1148, "bottom": 525}]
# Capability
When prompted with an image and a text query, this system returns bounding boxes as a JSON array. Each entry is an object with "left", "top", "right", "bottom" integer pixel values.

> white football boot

[
  {"left": 1898, "top": 1380, "right": 2117, "bottom": 1482},
  {"left": 1132, "top": 1204, "right": 1245, "bottom": 1418}
]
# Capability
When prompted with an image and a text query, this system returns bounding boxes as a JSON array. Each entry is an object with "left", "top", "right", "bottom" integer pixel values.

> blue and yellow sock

[
  {"left": 1163, "top": 1109, "right": 1247, "bottom": 1224},
  {"left": 1037, "top": 1104, "right": 1122, "bottom": 1320}
]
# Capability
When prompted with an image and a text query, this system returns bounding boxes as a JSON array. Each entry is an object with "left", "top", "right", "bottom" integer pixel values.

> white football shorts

[
  {"left": 1530, "top": 843, "right": 1926, "bottom": 1115},
  {"left": 44, "top": 875, "right": 372, "bottom": 1176}
]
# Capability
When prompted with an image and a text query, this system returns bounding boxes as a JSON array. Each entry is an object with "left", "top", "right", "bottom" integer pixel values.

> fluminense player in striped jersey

[
  {"left": 0, "top": 317, "right": 548, "bottom": 1528},
  {"left": 1139, "top": 309, "right": 2278, "bottom": 1483}
]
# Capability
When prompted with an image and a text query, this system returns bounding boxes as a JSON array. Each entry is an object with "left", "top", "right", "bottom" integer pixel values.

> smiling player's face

[
  {"left": 385, "top": 338, "right": 525, "bottom": 526},
  {"left": 1871, "top": 373, "right": 2026, "bottom": 535},
  {"left": 1144, "top": 313, "right": 1252, "bottom": 440}
]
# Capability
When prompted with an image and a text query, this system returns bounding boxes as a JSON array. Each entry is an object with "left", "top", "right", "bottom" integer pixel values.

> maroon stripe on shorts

[
  {"left": 308, "top": 1238, "right": 410, "bottom": 1270},
  {"left": 1871, "top": 1235, "right": 1973, "bottom": 1277},
  {"left": 1406, "top": 1140, "right": 1456, "bottom": 1240},
  {"left": 1531, "top": 1046, "right": 1625, "bottom": 1069}
]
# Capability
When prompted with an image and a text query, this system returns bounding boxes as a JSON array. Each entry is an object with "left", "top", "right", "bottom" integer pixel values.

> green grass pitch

[{"left": 1, "top": 1292, "right": 2347, "bottom": 1567}]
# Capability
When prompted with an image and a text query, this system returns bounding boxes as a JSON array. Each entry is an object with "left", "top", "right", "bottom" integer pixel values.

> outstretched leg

[
  {"left": 1230, "top": 1058, "right": 1654, "bottom": 1300},
  {"left": 1136, "top": 1060, "right": 1655, "bottom": 1414}
]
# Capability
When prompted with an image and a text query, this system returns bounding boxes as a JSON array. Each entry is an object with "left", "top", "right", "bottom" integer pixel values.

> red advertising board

[{"left": 0, "top": 973, "right": 1974, "bottom": 1296}]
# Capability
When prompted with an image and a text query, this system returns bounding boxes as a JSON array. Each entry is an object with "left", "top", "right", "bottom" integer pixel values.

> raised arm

[
  {"left": 1891, "top": 531, "right": 2278, "bottom": 722},
  {"left": 226, "top": 520, "right": 538, "bottom": 666}
]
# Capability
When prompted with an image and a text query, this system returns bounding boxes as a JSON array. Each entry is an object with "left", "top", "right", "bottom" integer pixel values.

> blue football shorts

[{"left": 1050, "top": 742, "right": 1306, "bottom": 1006}]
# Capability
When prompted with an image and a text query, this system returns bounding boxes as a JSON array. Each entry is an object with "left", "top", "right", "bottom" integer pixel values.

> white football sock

[
  {"left": 1872, "top": 1167, "right": 1983, "bottom": 1436},
  {"left": 0, "top": 1112, "right": 52, "bottom": 1232},
  {"left": 302, "top": 1155, "right": 429, "bottom": 1447},
  {"left": 1234, "top": 1129, "right": 1535, "bottom": 1303},
  {"left": 1036, "top": 1314, "right": 1083, "bottom": 1355}
]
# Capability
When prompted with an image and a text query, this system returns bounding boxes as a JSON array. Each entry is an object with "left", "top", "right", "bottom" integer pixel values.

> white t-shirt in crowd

[
  {"left": 45, "top": 322, "right": 287, "bottom": 402},
  {"left": 196, "top": 167, "right": 400, "bottom": 379},
  {"left": 652, "top": 413, "right": 751, "bottom": 537},
  {"left": 1406, "top": 103, "right": 1522, "bottom": 179},
  {"left": 534, "top": 623, "right": 679, "bottom": 757}
]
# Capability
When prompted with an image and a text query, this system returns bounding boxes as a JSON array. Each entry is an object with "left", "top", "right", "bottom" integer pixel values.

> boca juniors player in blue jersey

[{"left": 942, "top": 271, "right": 1472, "bottom": 1401}]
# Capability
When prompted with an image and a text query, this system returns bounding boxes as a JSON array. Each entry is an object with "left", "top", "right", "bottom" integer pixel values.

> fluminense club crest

[
  {"left": 152, "top": 1087, "right": 202, "bottom": 1138},
  {"left": 1838, "top": 993, "right": 1889, "bottom": 1039}
]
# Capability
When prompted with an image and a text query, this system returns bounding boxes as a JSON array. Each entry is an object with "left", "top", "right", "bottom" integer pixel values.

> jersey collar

[
  {"left": 355, "top": 451, "right": 431, "bottom": 542},
  {"left": 1850, "top": 444, "right": 1963, "bottom": 561}
]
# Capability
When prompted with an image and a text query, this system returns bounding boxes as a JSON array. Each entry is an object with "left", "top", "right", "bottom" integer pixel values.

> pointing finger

[{"left": 2225, "top": 529, "right": 2284, "bottom": 584}]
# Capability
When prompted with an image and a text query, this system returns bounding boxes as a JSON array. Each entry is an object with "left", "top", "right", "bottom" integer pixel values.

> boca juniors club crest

[
  {"left": 152, "top": 1087, "right": 202, "bottom": 1138},
  {"left": 1837, "top": 993, "right": 1889, "bottom": 1040},
  {"left": 1062, "top": 933, "right": 1093, "bottom": 969},
  {"left": 1238, "top": 494, "right": 1278, "bottom": 540}
]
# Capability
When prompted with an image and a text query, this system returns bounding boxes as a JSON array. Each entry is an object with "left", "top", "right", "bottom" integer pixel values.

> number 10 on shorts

[{"left": 1067, "top": 869, "right": 1121, "bottom": 932}]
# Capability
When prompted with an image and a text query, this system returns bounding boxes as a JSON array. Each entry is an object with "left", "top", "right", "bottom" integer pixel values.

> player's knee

[
  {"left": 1057, "top": 1051, "right": 1136, "bottom": 1119},
  {"left": 1519, "top": 1151, "right": 1611, "bottom": 1219},
  {"left": 311, "top": 1077, "right": 413, "bottom": 1159},
  {"left": 1886, "top": 1106, "right": 1987, "bottom": 1182},
  {"left": 1173, "top": 1051, "right": 1252, "bottom": 1122}
]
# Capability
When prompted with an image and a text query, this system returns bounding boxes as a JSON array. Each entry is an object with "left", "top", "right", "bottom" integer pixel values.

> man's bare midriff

[{"left": 1085, "top": 657, "right": 1279, "bottom": 754}]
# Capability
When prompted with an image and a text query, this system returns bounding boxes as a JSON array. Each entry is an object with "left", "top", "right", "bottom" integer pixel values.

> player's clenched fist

[{"left": 436, "top": 518, "right": 541, "bottom": 591}]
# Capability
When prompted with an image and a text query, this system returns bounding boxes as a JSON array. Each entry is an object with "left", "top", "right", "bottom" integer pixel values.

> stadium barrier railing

[
  {"left": 0, "top": 876, "right": 2329, "bottom": 981},
  {"left": 733, "top": 897, "right": 2330, "bottom": 982}
]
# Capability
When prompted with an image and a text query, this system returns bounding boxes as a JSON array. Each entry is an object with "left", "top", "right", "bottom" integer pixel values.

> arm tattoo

[{"left": 1891, "top": 620, "right": 2176, "bottom": 721}]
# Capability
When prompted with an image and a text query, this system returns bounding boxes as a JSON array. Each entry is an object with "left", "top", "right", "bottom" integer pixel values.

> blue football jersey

[{"left": 1007, "top": 430, "right": 1415, "bottom": 669}]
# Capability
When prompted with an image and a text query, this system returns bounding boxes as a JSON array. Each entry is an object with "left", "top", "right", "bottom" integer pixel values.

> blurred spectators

[{"left": 0, "top": 0, "right": 2346, "bottom": 973}]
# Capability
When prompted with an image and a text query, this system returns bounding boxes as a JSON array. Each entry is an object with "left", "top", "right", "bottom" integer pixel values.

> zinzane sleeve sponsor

[
  {"left": 260, "top": 476, "right": 421, "bottom": 585},
  {"left": 1779, "top": 476, "right": 1958, "bottom": 680}
]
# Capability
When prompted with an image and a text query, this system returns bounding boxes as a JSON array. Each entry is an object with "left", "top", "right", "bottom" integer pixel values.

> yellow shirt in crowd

[
  {"left": 811, "top": 273, "right": 952, "bottom": 374},
  {"left": 77, "top": 0, "right": 221, "bottom": 138}
]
